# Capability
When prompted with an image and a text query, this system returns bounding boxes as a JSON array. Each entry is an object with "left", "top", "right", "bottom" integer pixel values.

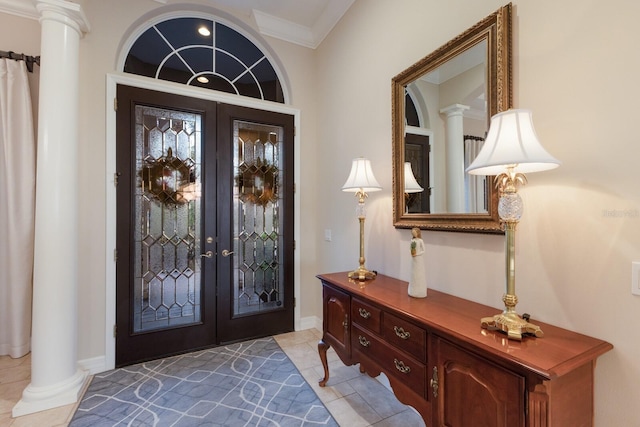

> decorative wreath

[
  {"left": 139, "top": 148, "right": 196, "bottom": 206},
  {"left": 235, "top": 157, "right": 279, "bottom": 206}
]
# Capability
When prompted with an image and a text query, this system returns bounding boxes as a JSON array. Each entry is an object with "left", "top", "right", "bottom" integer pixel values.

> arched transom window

[{"left": 124, "top": 17, "right": 284, "bottom": 103}]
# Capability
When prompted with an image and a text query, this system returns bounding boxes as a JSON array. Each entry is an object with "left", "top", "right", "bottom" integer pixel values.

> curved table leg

[{"left": 318, "top": 339, "right": 330, "bottom": 387}]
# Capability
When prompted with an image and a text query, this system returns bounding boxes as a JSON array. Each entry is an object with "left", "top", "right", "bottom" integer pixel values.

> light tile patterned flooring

[{"left": 0, "top": 329, "right": 424, "bottom": 427}]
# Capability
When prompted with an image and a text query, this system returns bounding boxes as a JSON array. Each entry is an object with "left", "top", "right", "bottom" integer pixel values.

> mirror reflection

[
  {"left": 392, "top": 4, "right": 512, "bottom": 233},
  {"left": 404, "top": 40, "right": 488, "bottom": 215}
]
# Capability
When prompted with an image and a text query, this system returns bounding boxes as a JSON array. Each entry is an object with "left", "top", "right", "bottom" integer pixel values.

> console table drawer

[
  {"left": 383, "top": 312, "right": 427, "bottom": 362},
  {"left": 352, "top": 298, "right": 381, "bottom": 333},
  {"left": 352, "top": 324, "right": 427, "bottom": 398}
]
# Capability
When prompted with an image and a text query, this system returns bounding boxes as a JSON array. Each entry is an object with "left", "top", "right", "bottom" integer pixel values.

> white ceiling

[
  {"left": 0, "top": 0, "right": 355, "bottom": 49},
  {"left": 155, "top": 0, "right": 355, "bottom": 48}
]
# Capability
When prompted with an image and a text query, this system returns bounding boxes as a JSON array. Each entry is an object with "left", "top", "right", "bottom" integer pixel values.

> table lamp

[
  {"left": 466, "top": 109, "right": 560, "bottom": 340},
  {"left": 342, "top": 158, "right": 382, "bottom": 280}
]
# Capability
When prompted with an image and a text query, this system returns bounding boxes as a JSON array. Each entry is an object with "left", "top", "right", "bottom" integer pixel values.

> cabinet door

[
  {"left": 322, "top": 284, "right": 351, "bottom": 359},
  {"left": 433, "top": 337, "right": 525, "bottom": 427}
]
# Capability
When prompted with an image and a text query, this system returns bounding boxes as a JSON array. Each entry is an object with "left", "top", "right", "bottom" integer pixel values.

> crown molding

[
  {"left": 253, "top": 0, "right": 354, "bottom": 49},
  {"left": 0, "top": 0, "right": 90, "bottom": 33},
  {"left": 0, "top": 0, "right": 38, "bottom": 20},
  {"left": 2, "top": 0, "right": 354, "bottom": 48},
  {"left": 253, "top": 9, "right": 315, "bottom": 49},
  {"left": 310, "top": 0, "right": 355, "bottom": 47}
]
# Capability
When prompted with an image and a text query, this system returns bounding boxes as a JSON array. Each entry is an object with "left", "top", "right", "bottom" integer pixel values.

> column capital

[
  {"left": 440, "top": 103, "right": 470, "bottom": 117},
  {"left": 35, "top": 0, "right": 90, "bottom": 36}
]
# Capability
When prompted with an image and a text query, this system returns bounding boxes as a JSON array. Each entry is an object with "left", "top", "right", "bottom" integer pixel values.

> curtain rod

[
  {"left": 464, "top": 134, "right": 485, "bottom": 142},
  {"left": 0, "top": 50, "right": 40, "bottom": 73}
]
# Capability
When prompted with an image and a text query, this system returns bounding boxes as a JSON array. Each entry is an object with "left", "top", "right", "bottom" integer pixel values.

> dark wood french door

[
  {"left": 115, "top": 85, "right": 294, "bottom": 367},
  {"left": 405, "top": 133, "right": 430, "bottom": 213}
]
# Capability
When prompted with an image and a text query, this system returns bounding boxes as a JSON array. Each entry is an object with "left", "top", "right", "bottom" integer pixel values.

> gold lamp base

[
  {"left": 346, "top": 209, "right": 377, "bottom": 282},
  {"left": 481, "top": 312, "right": 544, "bottom": 341},
  {"left": 347, "top": 267, "right": 377, "bottom": 281},
  {"left": 479, "top": 174, "right": 545, "bottom": 342}
]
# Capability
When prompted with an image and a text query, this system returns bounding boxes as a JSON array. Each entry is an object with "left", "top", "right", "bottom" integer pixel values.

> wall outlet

[
  {"left": 632, "top": 262, "right": 640, "bottom": 296},
  {"left": 324, "top": 229, "right": 332, "bottom": 242}
]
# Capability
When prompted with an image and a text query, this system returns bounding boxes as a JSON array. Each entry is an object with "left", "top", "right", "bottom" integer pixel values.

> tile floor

[
  {"left": 0, "top": 328, "right": 425, "bottom": 427},
  {"left": 274, "top": 329, "right": 425, "bottom": 427}
]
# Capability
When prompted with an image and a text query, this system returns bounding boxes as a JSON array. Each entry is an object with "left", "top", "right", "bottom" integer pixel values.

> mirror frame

[{"left": 392, "top": 3, "right": 512, "bottom": 234}]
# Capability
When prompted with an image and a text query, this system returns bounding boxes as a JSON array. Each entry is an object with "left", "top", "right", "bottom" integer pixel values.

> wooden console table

[{"left": 317, "top": 272, "right": 612, "bottom": 427}]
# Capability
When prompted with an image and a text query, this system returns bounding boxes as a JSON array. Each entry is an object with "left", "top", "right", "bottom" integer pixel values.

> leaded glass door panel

[
  {"left": 216, "top": 104, "right": 294, "bottom": 344},
  {"left": 116, "top": 86, "right": 216, "bottom": 367},
  {"left": 135, "top": 107, "right": 202, "bottom": 333}
]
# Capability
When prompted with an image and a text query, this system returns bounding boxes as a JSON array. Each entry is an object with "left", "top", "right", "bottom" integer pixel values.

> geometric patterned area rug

[{"left": 69, "top": 337, "right": 338, "bottom": 426}]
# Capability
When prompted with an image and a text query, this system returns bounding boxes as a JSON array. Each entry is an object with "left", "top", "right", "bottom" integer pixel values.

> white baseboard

[
  {"left": 78, "top": 355, "right": 108, "bottom": 375},
  {"left": 298, "top": 315, "right": 321, "bottom": 332}
]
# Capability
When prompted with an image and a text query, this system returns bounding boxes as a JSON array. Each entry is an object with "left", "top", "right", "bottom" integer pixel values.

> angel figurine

[{"left": 408, "top": 228, "right": 427, "bottom": 298}]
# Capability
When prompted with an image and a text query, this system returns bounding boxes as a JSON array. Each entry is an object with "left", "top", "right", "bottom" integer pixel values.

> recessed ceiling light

[
  {"left": 198, "top": 26, "right": 211, "bottom": 37},
  {"left": 197, "top": 76, "right": 209, "bottom": 84}
]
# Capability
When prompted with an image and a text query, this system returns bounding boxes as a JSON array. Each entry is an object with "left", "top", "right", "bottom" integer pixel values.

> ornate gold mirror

[{"left": 392, "top": 4, "right": 512, "bottom": 233}]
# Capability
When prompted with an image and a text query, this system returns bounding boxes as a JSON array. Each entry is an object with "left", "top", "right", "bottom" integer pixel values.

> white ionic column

[
  {"left": 13, "top": 0, "right": 90, "bottom": 417},
  {"left": 440, "top": 104, "right": 469, "bottom": 213}
]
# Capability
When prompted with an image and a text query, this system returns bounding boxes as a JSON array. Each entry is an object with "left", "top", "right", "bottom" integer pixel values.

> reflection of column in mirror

[{"left": 440, "top": 104, "right": 469, "bottom": 213}]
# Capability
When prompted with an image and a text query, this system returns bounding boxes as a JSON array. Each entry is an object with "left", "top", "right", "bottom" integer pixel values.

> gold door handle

[
  {"left": 358, "top": 308, "right": 371, "bottom": 319},
  {"left": 221, "top": 249, "right": 234, "bottom": 257},
  {"left": 200, "top": 251, "right": 213, "bottom": 258}
]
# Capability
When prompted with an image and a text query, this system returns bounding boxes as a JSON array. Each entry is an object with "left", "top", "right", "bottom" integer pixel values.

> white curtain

[
  {"left": 464, "top": 136, "right": 487, "bottom": 213},
  {"left": 0, "top": 59, "right": 36, "bottom": 358}
]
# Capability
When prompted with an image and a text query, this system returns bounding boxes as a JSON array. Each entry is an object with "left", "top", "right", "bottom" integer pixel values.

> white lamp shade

[
  {"left": 466, "top": 109, "right": 561, "bottom": 176},
  {"left": 404, "top": 162, "right": 424, "bottom": 193},
  {"left": 342, "top": 158, "right": 382, "bottom": 193}
]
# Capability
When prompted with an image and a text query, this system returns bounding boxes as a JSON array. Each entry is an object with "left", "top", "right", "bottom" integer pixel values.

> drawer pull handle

[
  {"left": 430, "top": 366, "right": 439, "bottom": 398},
  {"left": 358, "top": 335, "right": 370, "bottom": 347},
  {"left": 358, "top": 308, "right": 371, "bottom": 319},
  {"left": 394, "top": 358, "right": 411, "bottom": 374},
  {"left": 394, "top": 326, "right": 411, "bottom": 339}
]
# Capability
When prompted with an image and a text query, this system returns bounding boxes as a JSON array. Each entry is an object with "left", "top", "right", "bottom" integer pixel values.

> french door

[
  {"left": 404, "top": 133, "right": 430, "bottom": 213},
  {"left": 115, "top": 85, "right": 294, "bottom": 367}
]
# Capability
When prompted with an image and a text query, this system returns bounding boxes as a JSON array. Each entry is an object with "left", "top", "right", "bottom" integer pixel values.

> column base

[{"left": 12, "top": 369, "right": 88, "bottom": 417}]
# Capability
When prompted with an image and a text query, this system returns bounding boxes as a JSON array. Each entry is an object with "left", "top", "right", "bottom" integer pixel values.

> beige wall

[
  {"left": 316, "top": 0, "right": 640, "bottom": 425},
  {"left": 2, "top": 0, "right": 639, "bottom": 424}
]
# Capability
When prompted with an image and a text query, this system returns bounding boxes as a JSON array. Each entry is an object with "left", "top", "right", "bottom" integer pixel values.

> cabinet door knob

[
  {"left": 358, "top": 335, "right": 370, "bottom": 347},
  {"left": 430, "top": 366, "right": 439, "bottom": 398}
]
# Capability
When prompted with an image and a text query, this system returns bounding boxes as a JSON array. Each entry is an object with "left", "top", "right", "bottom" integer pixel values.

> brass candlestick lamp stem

[
  {"left": 480, "top": 167, "right": 544, "bottom": 340},
  {"left": 348, "top": 191, "right": 376, "bottom": 281}
]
